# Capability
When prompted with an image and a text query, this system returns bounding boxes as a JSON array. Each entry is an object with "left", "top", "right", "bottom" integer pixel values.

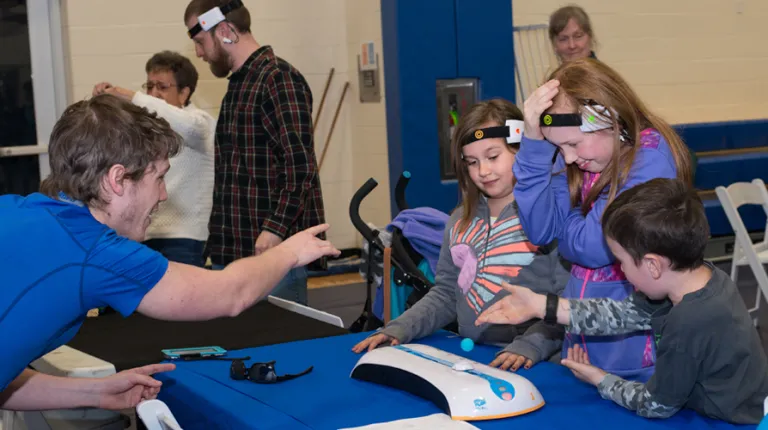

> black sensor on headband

[
  {"left": 462, "top": 126, "right": 509, "bottom": 146},
  {"left": 539, "top": 113, "right": 582, "bottom": 127}
]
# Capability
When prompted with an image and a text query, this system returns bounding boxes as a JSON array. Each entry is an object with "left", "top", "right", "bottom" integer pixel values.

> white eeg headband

[
  {"left": 580, "top": 104, "right": 616, "bottom": 133},
  {"left": 198, "top": 7, "right": 227, "bottom": 32},
  {"left": 505, "top": 119, "right": 524, "bottom": 143},
  {"left": 187, "top": 0, "right": 243, "bottom": 38}
]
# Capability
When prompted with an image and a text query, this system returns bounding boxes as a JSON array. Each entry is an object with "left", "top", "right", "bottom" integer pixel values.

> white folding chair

[{"left": 715, "top": 179, "right": 768, "bottom": 326}]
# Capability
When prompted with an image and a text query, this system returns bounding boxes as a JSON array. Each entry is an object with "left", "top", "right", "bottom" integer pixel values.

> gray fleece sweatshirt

[{"left": 379, "top": 198, "right": 569, "bottom": 363}]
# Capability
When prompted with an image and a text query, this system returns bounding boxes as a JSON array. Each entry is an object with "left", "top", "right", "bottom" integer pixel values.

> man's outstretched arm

[{"left": 137, "top": 225, "right": 339, "bottom": 321}]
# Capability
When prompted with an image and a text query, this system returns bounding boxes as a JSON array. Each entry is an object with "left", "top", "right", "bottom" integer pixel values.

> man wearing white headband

[{"left": 184, "top": 0, "right": 326, "bottom": 304}]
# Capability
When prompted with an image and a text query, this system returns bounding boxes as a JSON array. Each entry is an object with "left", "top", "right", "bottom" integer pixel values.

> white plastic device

[
  {"left": 137, "top": 400, "right": 183, "bottom": 430},
  {"left": 351, "top": 344, "right": 544, "bottom": 421}
]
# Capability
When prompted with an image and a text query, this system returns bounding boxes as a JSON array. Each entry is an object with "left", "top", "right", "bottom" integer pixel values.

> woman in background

[{"left": 549, "top": 5, "right": 597, "bottom": 62}]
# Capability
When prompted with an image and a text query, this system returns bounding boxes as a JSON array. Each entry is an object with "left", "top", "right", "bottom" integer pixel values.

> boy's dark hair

[
  {"left": 146, "top": 51, "right": 199, "bottom": 106},
  {"left": 184, "top": 0, "right": 251, "bottom": 33},
  {"left": 602, "top": 178, "right": 709, "bottom": 270},
  {"left": 40, "top": 94, "right": 182, "bottom": 208}
]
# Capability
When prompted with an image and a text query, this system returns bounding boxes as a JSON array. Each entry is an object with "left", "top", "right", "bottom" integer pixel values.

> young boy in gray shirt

[{"left": 476, "top": 178, "right": 768, "bottom": 424}]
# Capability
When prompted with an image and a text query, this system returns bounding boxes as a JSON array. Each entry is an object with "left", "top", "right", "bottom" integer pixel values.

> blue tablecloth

[{"left": 155, "top": 331, "right": 757, "bottom": 430}]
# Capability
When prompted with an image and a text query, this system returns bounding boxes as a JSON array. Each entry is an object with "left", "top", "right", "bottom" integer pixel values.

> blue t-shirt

[{"left": 0, "top": 193, "right": 169, "bottom": 390}]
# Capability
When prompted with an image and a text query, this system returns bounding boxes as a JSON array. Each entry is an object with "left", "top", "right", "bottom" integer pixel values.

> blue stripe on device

[{"left": 393, "top": 345, "right": 515, "bottom": 401}]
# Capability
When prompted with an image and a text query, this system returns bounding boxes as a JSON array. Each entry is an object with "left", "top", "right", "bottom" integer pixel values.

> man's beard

[
  {"left": 209, "top": 42, "right": 231, "bottom": 78},
  {"left": 210, "top": 58, "right": 231, "bottom": 78}
]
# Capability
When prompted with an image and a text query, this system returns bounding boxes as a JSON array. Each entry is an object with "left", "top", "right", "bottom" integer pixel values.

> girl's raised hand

[{"left": 523, "top": 79, "right": 560, "bottom": 140}]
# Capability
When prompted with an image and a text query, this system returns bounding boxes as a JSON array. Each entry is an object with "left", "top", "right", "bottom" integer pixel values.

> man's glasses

[
  {"left": 230, "top": 359, "right": 313, "bottom": 384},
  {"left": 142, "top": 81, "right": 176, "bottom": 92}
]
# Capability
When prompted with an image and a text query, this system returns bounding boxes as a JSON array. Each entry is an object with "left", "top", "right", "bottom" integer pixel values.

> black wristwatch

[{"left": 544, "top": 293, "right": 558, "bottom": 324}]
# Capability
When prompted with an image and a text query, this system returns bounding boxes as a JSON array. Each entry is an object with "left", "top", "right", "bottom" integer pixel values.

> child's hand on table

[
  {"left": 352, "top": 333, "right": 400, "bottom": 353},
  {"left": 490, "top": 352, "right": 533, "bottom": 372}
]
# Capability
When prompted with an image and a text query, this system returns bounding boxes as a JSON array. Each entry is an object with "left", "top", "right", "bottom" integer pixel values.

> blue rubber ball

[{"left": 460, "top": 338, "right": 474, "bottom": 352}]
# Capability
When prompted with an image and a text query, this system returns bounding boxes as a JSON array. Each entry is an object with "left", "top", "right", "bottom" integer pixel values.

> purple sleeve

[
  {"left": 512, "top": 135, "right": 572, "bottom": 246},
  {"left": 514, "top": 134, "right": 677, "bottom": 268}
]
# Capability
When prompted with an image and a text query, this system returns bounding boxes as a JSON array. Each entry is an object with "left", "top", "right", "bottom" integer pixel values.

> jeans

[
  {"left": 211, "top": 263, "right": 308, "bottom": 306},
  {"left": 144, "top": 238, "right": 205, "bottom": 268}
]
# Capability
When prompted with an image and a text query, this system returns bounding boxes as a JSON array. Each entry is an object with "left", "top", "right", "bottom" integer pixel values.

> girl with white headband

[{"left": 510, "top": 58, "right": 693, "bottom": 382}]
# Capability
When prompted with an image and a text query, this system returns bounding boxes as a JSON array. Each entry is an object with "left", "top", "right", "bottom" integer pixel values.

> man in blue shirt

[{"left": 0, "top": 94, "right": 340, "bottom": 411}]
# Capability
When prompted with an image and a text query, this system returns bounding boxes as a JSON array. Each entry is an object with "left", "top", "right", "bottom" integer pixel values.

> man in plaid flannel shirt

[{"left": 185, "top": 0, "right": 325, "bottom": 305}]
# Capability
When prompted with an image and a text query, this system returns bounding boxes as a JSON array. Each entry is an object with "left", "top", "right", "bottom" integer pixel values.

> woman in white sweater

[{"left": 93, "top": 51, "right": 215, "bottom": 267}]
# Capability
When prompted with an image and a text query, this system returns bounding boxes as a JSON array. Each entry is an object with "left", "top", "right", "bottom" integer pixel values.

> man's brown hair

[
  {"left": 184, "top": 0, "right": 251, "bottom": 33},
  {"left": 40, "top": 94, "right": 182, "bottom": 207}
]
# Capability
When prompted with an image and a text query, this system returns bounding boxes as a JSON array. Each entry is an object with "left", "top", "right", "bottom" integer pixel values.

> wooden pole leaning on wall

[
  {"left": 312, "top": 68, "right": 334, "bottom": 136},
  {"left": 318, "top": 81, "right": 350, "bottom": 171}
]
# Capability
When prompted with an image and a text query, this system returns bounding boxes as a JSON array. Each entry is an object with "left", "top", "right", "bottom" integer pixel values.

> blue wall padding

[
  {"left": 704, "top": 198, "right": 767, "bottom": 237},
  {"left": 695, "top": 151, "right": 768, "bottom": 190},
  {"left": 675, "top": 120, "right": 768, "bottom": 153},
  {"left": 698, "top": 150, "right": 768, "bottom": 235}
]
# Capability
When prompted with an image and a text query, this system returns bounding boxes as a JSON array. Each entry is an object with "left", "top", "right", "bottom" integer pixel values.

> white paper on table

[{"left": 339, "top": 413, "right": 480, "bottom": 430}]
